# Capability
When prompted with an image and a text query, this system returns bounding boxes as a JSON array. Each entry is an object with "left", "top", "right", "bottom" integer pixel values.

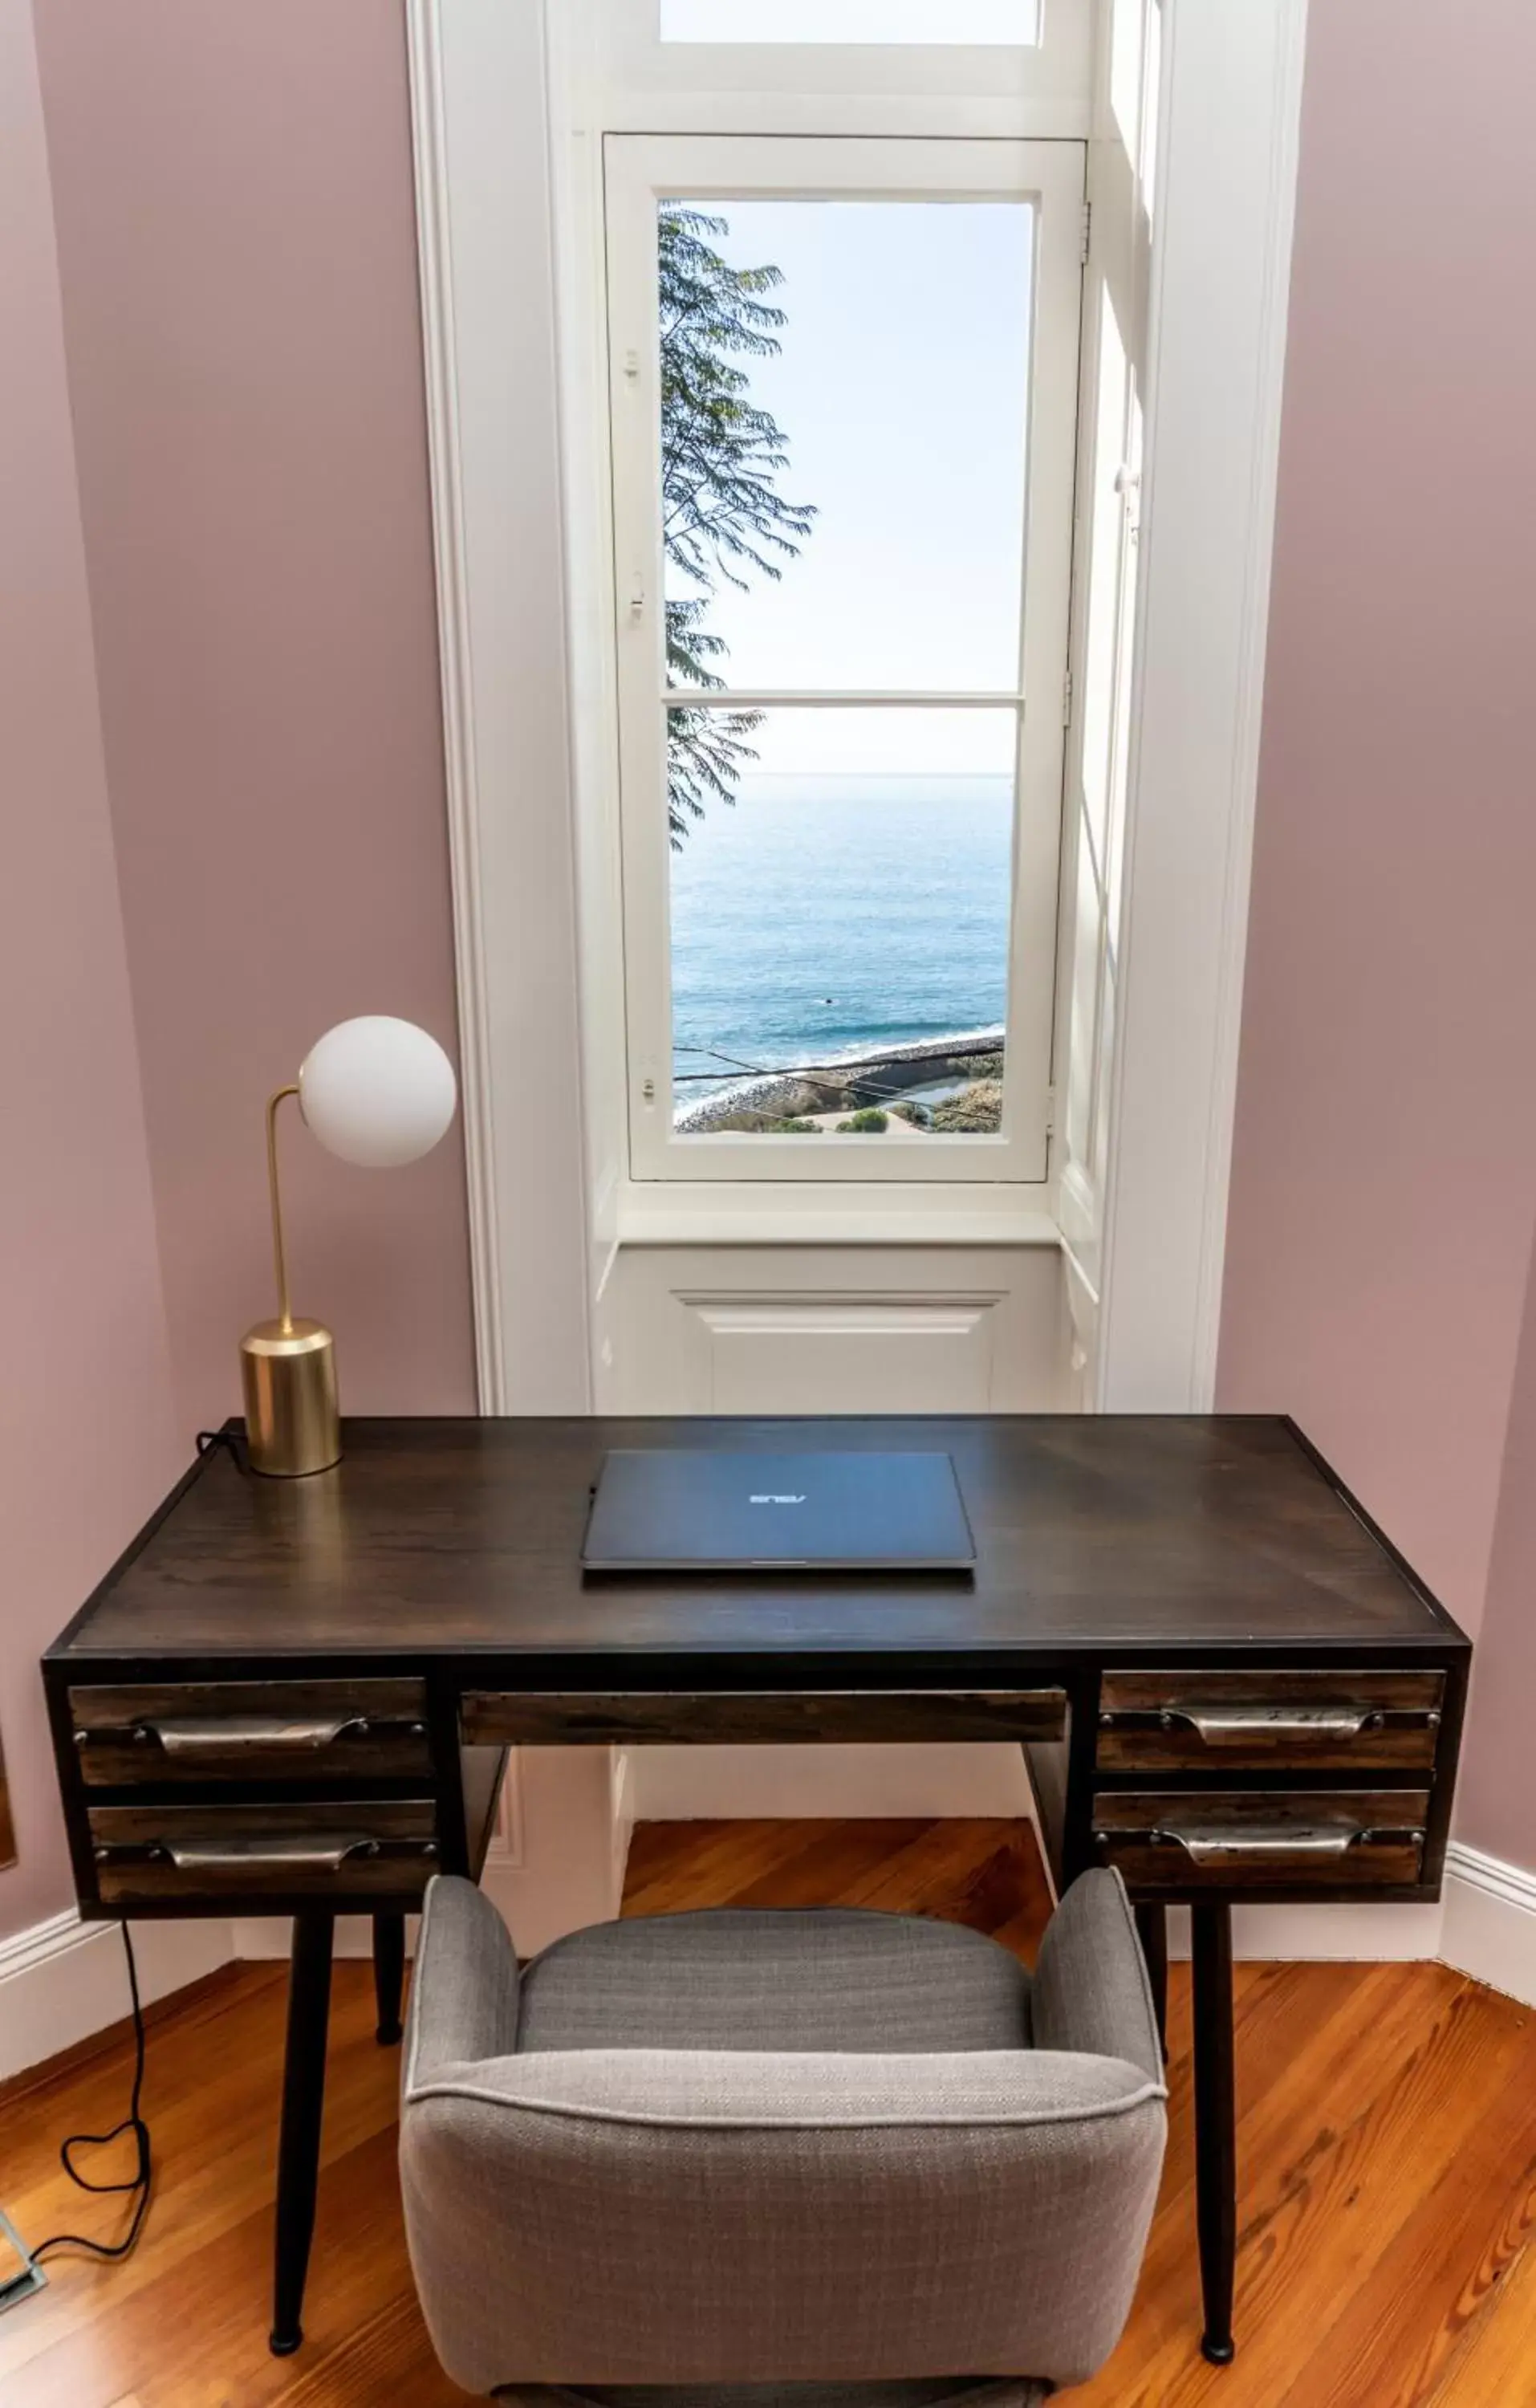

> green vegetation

[
  {"left": 767, "top": 1117, "right": 823, "bottom": 1133},
  {"left": 836, "top": 1107, "right": 890, "bottom": 1133},
  {"left": 929, "top": 1080, "right": 1004, "bottom": 1133},
  {"left": 947, "top": 1050, "right": 1004, "bottom": 1081},
  {"left": 658, "top": 208, "right": 815, "bottom": 844},
  {"left": 889, "top": 1100, "right": 932, "bottom": 1126}
]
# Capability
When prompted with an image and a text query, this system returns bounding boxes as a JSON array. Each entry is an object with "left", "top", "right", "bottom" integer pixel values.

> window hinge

[
  {"left": 1080, "top": 201, "right": 1091, "bottom": 266},
  {"left": 1044, "top": 1086, "right": 1057, "bottom": 1136},
  {"left": 1062, "top": 669, "right": 1074, "bottom": 728}
]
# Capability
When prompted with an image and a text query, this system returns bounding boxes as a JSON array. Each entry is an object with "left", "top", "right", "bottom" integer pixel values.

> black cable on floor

[{"left": 30, "top": 1924, "right": 153, "bottom": 2265}]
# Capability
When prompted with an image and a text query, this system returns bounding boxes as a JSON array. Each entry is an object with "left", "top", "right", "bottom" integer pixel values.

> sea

[{"left": 669, "top": 773, "right": 1012, "bottom": 1104}]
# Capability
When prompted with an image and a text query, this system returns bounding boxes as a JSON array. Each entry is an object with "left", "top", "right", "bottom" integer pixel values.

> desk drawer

[
  {"left": 69, "top": 1679, "right": 430, "bottom": 1787},
  {"left": 1096, "top": 1670, "right": 1443, "bottom": 1774},
  {"left": 88, "top": 1798, "right": 439, "bottom": 1906},
  {"left": 461, "top": 1688, "right": 1068, "bottom": 1747},
  {"left": 1091, "top": 1788, "right": 1430, "bottom": 1893}
]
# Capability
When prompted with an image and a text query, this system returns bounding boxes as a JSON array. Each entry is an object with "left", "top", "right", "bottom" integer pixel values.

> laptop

[{"left": 581, "top": 1448, "right": 976, "bottom": 1573}]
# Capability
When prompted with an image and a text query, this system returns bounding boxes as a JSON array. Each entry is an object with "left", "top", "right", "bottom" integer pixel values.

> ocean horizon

[{"left": 669, "top": 772, "right": 1014, "bottom": 1107}]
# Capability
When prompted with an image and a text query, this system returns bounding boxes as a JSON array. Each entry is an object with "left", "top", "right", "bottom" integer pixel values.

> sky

[
  {"left": 661, "top": 197, "right": 1034, "bottom": 776},
  {"left": 660, "top": 1, "right": 1041, "bottom": 44}
]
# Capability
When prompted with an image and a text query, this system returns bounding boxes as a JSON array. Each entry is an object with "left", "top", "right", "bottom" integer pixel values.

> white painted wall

[
  {"left": 599, "top": 1240, "right": 1068, "bottom": 1820},
  {"left": 595, "top": 1242, "right": 1071, "bottom": 1417}
]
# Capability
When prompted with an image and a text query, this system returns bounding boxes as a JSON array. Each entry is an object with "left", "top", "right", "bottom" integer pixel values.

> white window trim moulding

[
  {"left": 405, "top": 0, "right": 591, "bottom": 1413},
  {"left": 1093, "top": 0, "right": 1310, "bottom": 1410},
  {"left": 406, "top": 0, "right": 1311, "bottom": 1420}
]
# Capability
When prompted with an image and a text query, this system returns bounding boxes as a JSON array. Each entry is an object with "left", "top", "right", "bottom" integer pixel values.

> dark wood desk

[{"left": 45, "top": 1413, "right": 1470, "bottom": 2364}]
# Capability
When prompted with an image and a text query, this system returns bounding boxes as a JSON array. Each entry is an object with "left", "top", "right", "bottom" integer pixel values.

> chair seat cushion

[{"left": 517, "top": 1908, "right": 1031, "bottom": 2056}]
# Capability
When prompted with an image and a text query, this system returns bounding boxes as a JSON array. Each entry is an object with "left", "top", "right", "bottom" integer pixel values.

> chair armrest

[
  {"left": 404, "top": 1874, "right": 521, "bottom": 2085},
  {"left": 1030, "top": 1868, "right": 1162, "bottom": 2079}
]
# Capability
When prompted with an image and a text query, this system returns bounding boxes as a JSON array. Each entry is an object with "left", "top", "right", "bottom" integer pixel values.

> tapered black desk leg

[
  {"left": 373, "top": 1911, "right": 405, "bottom": 2046},
  {"left": 1191, "top": 1900, "right": 1237, "bottom": 2365},
  {"left": 270, "top": 1913, "right": 335, "bottom": 2357},
  {"left": 1135, "top": 1902, "right": 1168, "bottom": 2056}
]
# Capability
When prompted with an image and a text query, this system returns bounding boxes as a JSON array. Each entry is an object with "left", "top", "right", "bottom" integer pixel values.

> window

[
  {"left": 660, "top": 0, "right": 1042, "bottom": 44},
  {"left": 607, "top": 135, "right": 1083, "bottom": 1184}
]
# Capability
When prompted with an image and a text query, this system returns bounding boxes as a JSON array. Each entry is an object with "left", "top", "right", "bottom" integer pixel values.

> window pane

[
  {"left": 659, "top": 199, "right": 1033, "bottom": 693},
  {"left": 660, "top": 0, "right": 1042, "bottom": 43},
  {"left": 668, "top": 709, "right": 1016, "bottom": 1139}
]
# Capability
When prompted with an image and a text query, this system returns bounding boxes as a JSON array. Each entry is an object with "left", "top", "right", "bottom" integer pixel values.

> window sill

[{"left": 613, "top": 1181, "right": 1063, "bottom": 1249}]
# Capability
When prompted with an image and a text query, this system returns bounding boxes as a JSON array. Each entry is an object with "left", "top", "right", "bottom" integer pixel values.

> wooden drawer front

[
  {"left": 1092, "top": 1789, "right": 1430, "bottom": 1893},
  {"left": 461, "top": 1688, "right": 1068, "bottom": 1748},
  {"left": 69, "top": 1679, "right": 430, "bottom": 1787},
  {"left": 1096, "top": 1670, "right": 1444, "bottom": 1774},
  {"left": 88, "top": 1798, "right": 439, "bottom": 1905}
]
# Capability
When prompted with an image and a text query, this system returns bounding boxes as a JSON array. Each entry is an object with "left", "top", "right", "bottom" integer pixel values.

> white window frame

[
  {"left": 407, "top": 0, "right": 1309, "bottom": 1409},
  {"left": 606, "top": 133, "right": 1085, "bottom": 1186},
  {"left": 595, "top": 0, "right": 1091, "bottom": 139}
]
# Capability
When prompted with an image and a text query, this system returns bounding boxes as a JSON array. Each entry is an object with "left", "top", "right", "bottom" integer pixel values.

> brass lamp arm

[{"left": 266, "top": 1084, "right": 301, "bottom": 1336}]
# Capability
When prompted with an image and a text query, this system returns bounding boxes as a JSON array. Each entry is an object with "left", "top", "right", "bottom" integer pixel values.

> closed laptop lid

[{"left": 581, "top": 1449, "right": 976, "bottom": 1572}]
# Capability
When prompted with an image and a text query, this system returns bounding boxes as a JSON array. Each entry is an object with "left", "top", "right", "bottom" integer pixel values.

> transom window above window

[{"left": 660, "top": 0, "right": 1042, "bottom": 45}]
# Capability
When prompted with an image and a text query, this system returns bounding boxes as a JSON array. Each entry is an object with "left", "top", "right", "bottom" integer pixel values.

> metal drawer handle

[
  {"left": 75, "top": 1714, "right": 426, "bottom": 1755},
  {"left": 94, "top": 1834, "right": 440, "bottom": 1873},
  {"left": 1140, "top": 1821, "right": 1422, "bottom": 1865},
  {"left": 1157, "top": 1705, "right": 1384, "bottom": 1747}
]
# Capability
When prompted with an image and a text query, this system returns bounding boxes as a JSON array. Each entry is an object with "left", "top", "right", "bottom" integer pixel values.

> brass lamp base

[{"left": 240, "top": 1319, "right": 341, "bottom": 1478}]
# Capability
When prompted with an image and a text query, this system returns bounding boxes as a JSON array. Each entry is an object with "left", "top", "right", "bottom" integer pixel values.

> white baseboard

[
  {"left": 230, "top": 1913, "right": 418, "bottom": 1963},
  {"left": 1167, "top": 1900, "right": 1445, "bottom": 1963},
  {"left": 0, "top": 1910, "right": 234, "bottom": 2085},
  {"left": 624, "top": 1743, "right": 1036, "bottom": 1822},
  {"left": 6, "top": 1837, "right": 1534, "bottom": 2090},
  {"left": 1440, "top": 1842, "right": 1536, "bottom": 2007}
]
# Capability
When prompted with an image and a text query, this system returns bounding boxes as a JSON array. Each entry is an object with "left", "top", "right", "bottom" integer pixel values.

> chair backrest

[{"left": 400, "top": 1881, "right": 1166, "bottom": 2398}]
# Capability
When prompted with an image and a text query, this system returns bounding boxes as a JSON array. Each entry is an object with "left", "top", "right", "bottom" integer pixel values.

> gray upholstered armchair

[{"left": 400, "top": 1869, "right": 1166, "bottom": 2406}]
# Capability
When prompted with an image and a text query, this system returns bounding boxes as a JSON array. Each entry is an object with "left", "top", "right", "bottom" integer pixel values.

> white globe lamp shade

[{"left": 298, "top": 1016, "right": 458, "bottom": 1169}]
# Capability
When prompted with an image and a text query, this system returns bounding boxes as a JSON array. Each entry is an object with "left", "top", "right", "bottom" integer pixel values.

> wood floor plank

[
  {"left": 707, "top": 1817, "right": 954, "bottom": 1914},
  {"left": 1, "top": 1818, "right": 1534, "bottom": 2405},
  {"left": 1079, "top": 1967, "right": 1531, "bottom": 2406},
  {"left": 1424, "top": 2219, "right": 1536, "bottom": 2405}
]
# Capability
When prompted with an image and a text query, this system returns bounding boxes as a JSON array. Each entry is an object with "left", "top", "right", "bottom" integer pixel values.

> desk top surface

[{"left": 51, "top": 1415, "right": 1466, "bottom": 1667}]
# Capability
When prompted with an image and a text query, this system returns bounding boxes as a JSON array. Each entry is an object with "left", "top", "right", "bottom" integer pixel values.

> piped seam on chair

[{"left": 404, "top": 2074, "right": 1169, "bottom": 2128}]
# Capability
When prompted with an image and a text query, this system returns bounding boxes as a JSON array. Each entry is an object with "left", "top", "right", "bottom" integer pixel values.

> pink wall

[
  {"left": 1219, "top": 0, "right": 1536, "bottom": 1625},
  {"left": 0, "top": 0, "right": 185, "bottom": 1938},
  {"left": 1457, "top": 1251, "right": 1536, "bottom": 1867},
  {"left": 32, "top": 0, "right": 477, "bottom": 1437},
  {"left": 1219, "top": 3, "right": 1536, "bottom": 1860}
]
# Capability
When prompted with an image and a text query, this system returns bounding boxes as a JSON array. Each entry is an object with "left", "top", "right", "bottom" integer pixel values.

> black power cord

[
  {"left": 15, "top": 1438, "right": 251, "bottom": 2281},
  {"left": 195, "top": 1426, "right": 249, "bottom": 1473},
  {"left": 29, "top": 1925, "right": 153, "bottom": 2267}
]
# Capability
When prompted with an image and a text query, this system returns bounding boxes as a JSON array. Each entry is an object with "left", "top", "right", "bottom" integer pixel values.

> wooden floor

[{"left": 2, "top": 1819, "right": 1534, "bottom": 2406}]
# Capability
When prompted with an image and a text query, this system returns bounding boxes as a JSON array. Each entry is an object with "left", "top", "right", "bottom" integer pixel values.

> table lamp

[{"left": 241, "top": 1015, "right": 458, "bottom": 1477}]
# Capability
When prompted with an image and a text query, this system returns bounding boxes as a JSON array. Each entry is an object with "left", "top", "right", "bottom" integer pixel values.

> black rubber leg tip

[
  {"left": 270, "top": 2329, "right": 303, "bottom": 2357},
  {"left": 376, "top": 2021, "right": 403, "bottom": 2046},
  {"left": 1201, "top": 2336, "right": 1237, "bottom": 2366}
]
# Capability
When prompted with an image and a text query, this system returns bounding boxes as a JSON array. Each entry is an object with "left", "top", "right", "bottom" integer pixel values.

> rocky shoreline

[{"left": 674, "top": 1030, "right": 1005, "bottom": 1134}]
